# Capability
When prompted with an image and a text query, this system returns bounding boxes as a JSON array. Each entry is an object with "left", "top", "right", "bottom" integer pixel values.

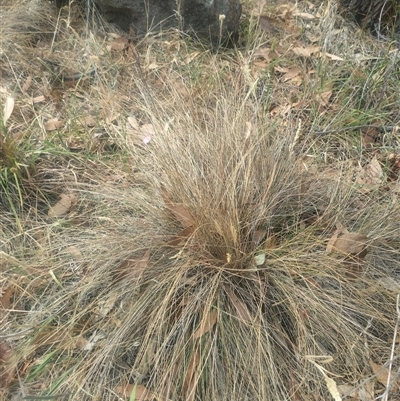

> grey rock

[
  {"left": 338, "top": 0, "right": 398, "bottom": 29},
  {"left": 93, "top": 0, "right": 242, "bottom": 43}
]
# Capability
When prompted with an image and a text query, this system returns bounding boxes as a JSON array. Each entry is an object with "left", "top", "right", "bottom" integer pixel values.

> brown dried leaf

[
  {"left": 193, "top": 310, "right": 217, "bottom": 339},
  {"left": 326, "top": 228, "right": 343, "bottom": 253},
  {"left": 259, "top": 15, "right": 282, "bottom": 33},
  {"left": 356, "top": 156, "right": 383, "bottom": 191},
  {"left": 281, "top": 67, "right": 301, "bottom": 82},
  {"left": 292, "top": 46, "right": 320, "bottom": 57},
  {"left": 110, "top": 36, "right": 129, "bottom": 51},
  {"left": 270, "top": 104, "right": 292, "bottom": 116},
  {"left": 168, "top": 226, "right": 195, "bottom": 246},
  {"left": 33, "top": 95, "right": 46, "bottom": 103},
  {"left": 113, "top": 249, "right": 150, "bottom": 283},
  {"left": 48, "top": 193, "right": 77, "bottom": 217},
  {"left": 358, "top": 379, "right": 375, "bottom": 401},
  {"left": 252, "top": 230, "right": 267, "bottom": 247},
  {"left": 114, "top": 384, "right": 156, "bottom": 400},
  {"left": 293, "top": 11, "right": 316, "bottom": 20},
  {"left": 324, "top": 52, "right": 344, "bottom": 61},
  {"left": 337, "top": 384, "right": 358, "bottom": 397},
  {"left": 362, "top": 126, "right": 380, "bottom": 147},
  {"left": 327, "top": 231, "right": 369, "bottom": 258},
  {"left": 226, "top": 289, "right": 252, "bottom": 324},
  {"left": 128, "top": 116, "right": 139, "bottom": 130},
  {"left": 64, "top": 246, "right": 83, "bottom": 261},
  {"left": 369, "top": 360, "right": 389, "bottom": 387},
  {"left": 0, "top": 341, "right": 14, "bottom": 388},
  {"left": 184, "top": 52, "right": 200, "bottom": 64},
  {"left": 183, "top": 349, "right": 200, "bottom": 401},
  {"left": 162, "top": 192, "right": 195, "bottom": 229},
  {"left": 22, "top": 75, "right": 33, "bottom": 92},
  {"left": 83, "top": 115, "right": 96, "bottom": 127},
  {"left": 264, "top": 233, "right": 276, "bottom": 249},
  {"left": 0, "top": 285, "right": 13, "bottom": 309},
  {"left": 58, "top": 335, "right": 90, "bottom": 351},
  {"left": 44, "top": 118, "right": 64, "bottom": 131},
  {"left": 317, "top": 90, "right": 333, "bottom": 106}
]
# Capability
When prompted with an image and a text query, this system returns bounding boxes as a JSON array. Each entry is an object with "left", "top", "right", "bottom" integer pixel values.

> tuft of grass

[{"left": 1, "top": 1, "right": 400, "bottom": 400}]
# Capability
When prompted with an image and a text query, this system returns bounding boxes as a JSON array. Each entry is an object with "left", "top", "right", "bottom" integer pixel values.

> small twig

[
  {"left": 381, "top": 294, "right": 400, "bottom": 401},
  {"left": 38, "top": 58, "right": 96, "bottom": 82},
  {"left": 313, "top": 125, "right": 398, "bottom": 135}
]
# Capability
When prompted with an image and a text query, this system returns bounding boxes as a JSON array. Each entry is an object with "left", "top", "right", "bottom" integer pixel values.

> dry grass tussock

[{"left": 1, "top": 0, "right": 400, "bottom": 400}]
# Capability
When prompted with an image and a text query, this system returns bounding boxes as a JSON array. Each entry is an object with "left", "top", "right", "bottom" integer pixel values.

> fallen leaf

[
  {"left": 168, "top": 226, "right": 195, "bottom": 246},
  {"left": 44, "top": 118, "right": 64, "bottom": 131},
  {"left": 327, "top": 230, "right": 369, "bottom": 258},
  {"left": 193, "top": 310, "right": 217, "bottom": 339},
  {"left": 274, "top": 65, "right": 289, "bottom": 73},
  {"left": 293, "top": 11, "right": 316, "bottom": 20},
  {"left": 337, "top": 384, "right": 358, "bottom": 397},
  {"left": 254, "top": 47, "right": 277, "bottom": 63},
  {"left": 162, "top": 192, "right": 195, "bottom": 229},
  {"left": 0, "top": 285, "right": 13, "bottom": 309},
  {"left": 3, "top": 96, "right": 14, "bottom": 125},
  {"left": 58, "top": 335, "right": 90, "bottom": 351},
  {"left": 110, "top": 36, "right": 129, "bottom": 51},
  {"left": 264, "top": 234, "right": 276, "bottom": 249},
  {"left": 113, "top": 249, "right": 150, "bottom": 283},
  {"left": 226, "top": 289, "right": 252, "bottom": 323},
  {"left": 33, "top": 95, "right": 46, "bottom": 103},
  {"left": 146, "top": 62, "right": 159, "bottom": 71},
  {"left": 183, "top": 349, "right": 200, "bottom": 401},
  {"left": 48, "top": 193, "right": 77, "bottom": 217},
  {"left": 252, "top": 230, "right": 266, "bottom": 247},
  {"left": 310, "top": 361, "right": 341, "bottom": 401},
  {"left": 254, "top": 253, "right": 266, "bottom": 266},
  {"left": 128, "top": 116, "right": 139, "bottom": 130},
  {"left": 270, "top": 104, "right": 292, "bottom": 116},
  {"left": 185, "top": 52, "right": 200, "bottom": 64},
  {"left": 356, "top": 156, "right": 383, "bottom": 191},
  {"left": 361, "top": 126, "right": 379, "bottom": 147},
  {"left": 114, "top": 384, "right": 156, "bottom": 400},
  {"left": 292, "top": 46, "right": 320, "bottom": 57},
  {"left": 83, "top": 115, "right": 96, "bottom": 127},
  {"left": 22, "top": 75, "right": 32, "bottom": 92},
  {"left": 259, "top": 15, "right": 283, "bottom": 33},
  {"left": 140, "top": 123, "right": 156, "bottom": 137},
  {"left": 358, "top": 380, "right": 375, "bottom": 401},
  {"left": 324, "top": 52, "right": 344, "bottom": 61},
  {"left": 281, "top": 67, "right": 301, "bottom": 82},
  {"left": 316, "top": 90, "right": 333, "bottom": 106},
  {"left": 0, "top": 341, "right": 14, "bottom": 388},
  {"left": 64, "top": 246, "right": 83, "bottom": 261},
  {"left": 369, "top": 360, "right": 389, "bottom": 387}
]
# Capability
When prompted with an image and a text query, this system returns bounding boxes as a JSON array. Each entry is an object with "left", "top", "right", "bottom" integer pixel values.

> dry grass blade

[
  {"left": 193, "top": 310, "right": 217, "bottom": 339},
  {"left": 182, "top": 348, "right": 201, "bottom": 401}
]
